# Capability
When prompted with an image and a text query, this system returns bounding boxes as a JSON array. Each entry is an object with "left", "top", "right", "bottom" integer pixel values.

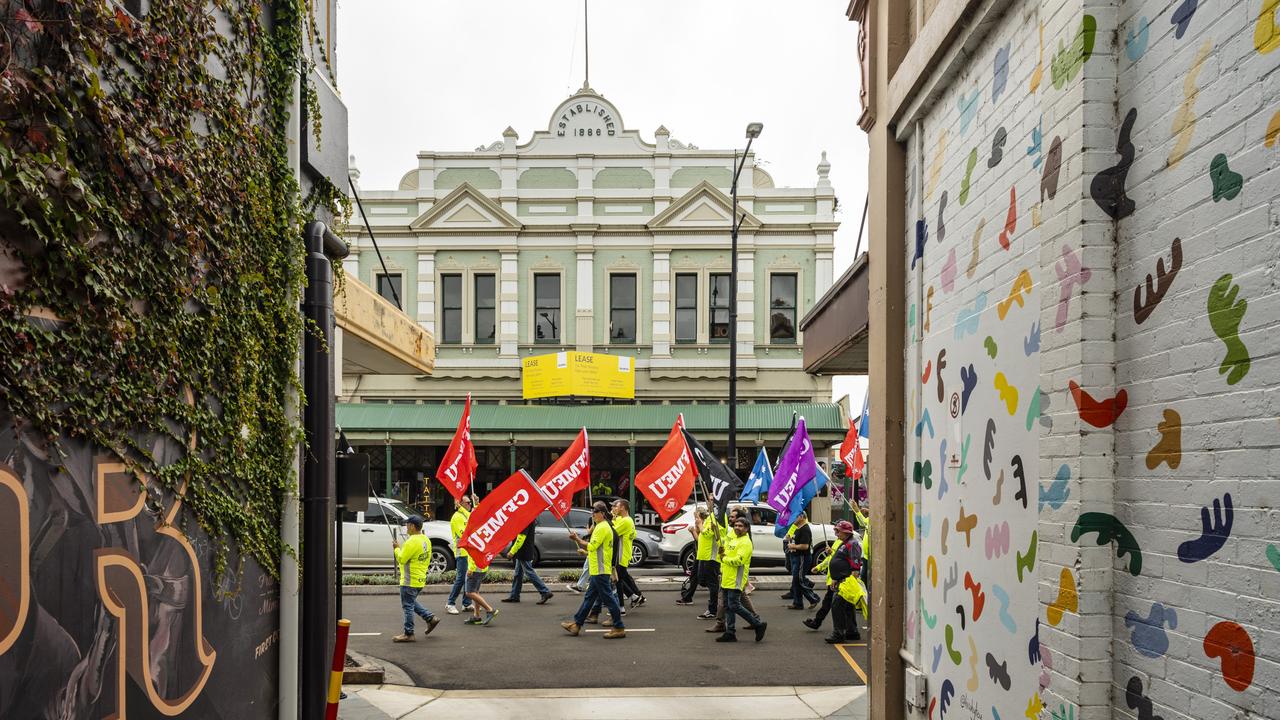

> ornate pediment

[
  {"left": 648, "top": 181, "right": 762, "bottom": 232},
  {"left": 409, "top": 183, "right": 522, "bottom": 233}
]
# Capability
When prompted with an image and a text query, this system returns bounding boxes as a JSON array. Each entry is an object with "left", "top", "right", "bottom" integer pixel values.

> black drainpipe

[{"left": 301, "top": 221, "right": 347, "bottom": 719}]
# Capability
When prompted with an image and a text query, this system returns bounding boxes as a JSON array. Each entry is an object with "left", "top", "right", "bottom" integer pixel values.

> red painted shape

[
  {"left": 964, "top": 571, "right": 986, "bottom": 621},
  {"left": 1204, "top": 621, "right": 1255, "bottom": 692},
  {"left": 998, "top": 186, "right": 1017, "bottom": 250},
  {"left": 1068, "top": 381, "right": 1128, "bottom": 428},
  {"left": 922, "top": 360, "right": 933, "bottom": 385},
  {"left": 928, "top": 696, "right": 937, "bottom": 720}
]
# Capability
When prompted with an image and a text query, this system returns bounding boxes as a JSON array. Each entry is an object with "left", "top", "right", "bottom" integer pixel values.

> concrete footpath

[{"left": 337, "top": 684, "right": 868, "bottom": 720}]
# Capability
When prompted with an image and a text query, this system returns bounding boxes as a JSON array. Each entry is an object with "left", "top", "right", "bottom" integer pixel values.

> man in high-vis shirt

[
  {"left": 445, "top": 495, "right": 475, "bottom": 615},
  {"left": 391, "top": 515, "right": 441, "bottom": 642},
  {"left": 504, "top": 519, "right": 553, "bottom": 604},
  {"left": 715, "top": 516, "right": 767, "bottom": 643},
  {"left": 684, "top": 506, "right": 720, "bottom": 618},
  {"left": 561, "top": 502, "right": 626, "bottom": 639}
]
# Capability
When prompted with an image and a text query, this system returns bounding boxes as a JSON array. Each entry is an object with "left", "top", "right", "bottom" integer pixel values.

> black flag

[{"left": 681, "top": 429, "right": 742, "bottom": 522}]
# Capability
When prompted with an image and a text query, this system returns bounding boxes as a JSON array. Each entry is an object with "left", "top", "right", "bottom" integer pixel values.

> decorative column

[
  {"left": 816, "top": 249, "right": 834, "bottom": 297},
  {"left": 416, "top": 251, "right": 435, "bottom": 334},
  {"left": 736, "top": 250, "right": 756, "bottom": 358},
  {"left": 575, "top": 249, "right": 594, "bottom": 351},
  {"left": 651, "top": 250, "right": 671, "bottom": 357},
  {"left": 499, "top": 250, "right": 519, "bottom": 357}
]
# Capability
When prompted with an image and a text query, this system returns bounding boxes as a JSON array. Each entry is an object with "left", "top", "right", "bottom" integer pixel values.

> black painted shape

[
  {"left": 1041, "top": 135, "right": 1063, "bottom": 201},
  {"left": 938, "top": 191, "right": 948, "bottom": 245},
  {"left": 1171, "top": 0, "right": 1198, "bottom": 39},
  {"left": 1125, "top": 676, "right": 1165, "bottom": 720},
  {"left": 989, "top": 127, "right": 1007, "bottom": 168},
  {"left": 1091, "top": 108, "right": 1138, "bottom": 219}
]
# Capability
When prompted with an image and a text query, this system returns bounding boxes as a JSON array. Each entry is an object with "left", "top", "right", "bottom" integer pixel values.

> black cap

[{"left": 405, "top": 515, "right": 426, "bottom": 527}]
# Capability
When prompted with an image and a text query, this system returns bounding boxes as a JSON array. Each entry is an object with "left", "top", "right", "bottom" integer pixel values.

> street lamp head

[{"left": 745, "top": 122, "right": 763, "bottom": 139}]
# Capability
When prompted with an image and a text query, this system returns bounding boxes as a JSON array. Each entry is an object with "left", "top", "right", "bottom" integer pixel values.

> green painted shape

[
  {"left": 1026, "top": 385, "right": 1042, "bottom": 431},
  {"left": 945, "top": 624, "right": 962, "bottom": 665},
  {"left": 671, "top": 166, "right": 732, "bottom": 188},
  {"left": 1051, "top": 15, "right": 1097, "bottom": 89},
  {"left": 437, "top": 168, "right": 500, "bottom": 190},
  {"left": 1208, "top": 274, "right": 1251, "bottom": 385},
  {"left": 959, "top": 148, "right": 978, "bottom": 204},
  {"left": 1210, "top": 154, "right": 1243, "bottom": 201},
  {"left": 518, "top": 167, "right": 577, "bottom": 189},
  {"left": 594, "top": 167, "right": 655, "bottom": 189}
]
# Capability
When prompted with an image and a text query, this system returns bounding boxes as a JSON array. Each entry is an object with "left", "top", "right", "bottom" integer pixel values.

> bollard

[{"left": 324, "top": 619, "right": 351, "bottom": 720}]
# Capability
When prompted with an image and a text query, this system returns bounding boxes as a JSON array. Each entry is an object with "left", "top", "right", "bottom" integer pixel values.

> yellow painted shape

[
  {"left": 1047, "top": 567, "right": 1079, "bottom": 626},
  {"left": 1168, "top": 40, "right": 1213, "bottom": 167},
  {"left": 1255, "top": 0, "right": 1280, "bottom": 54}
]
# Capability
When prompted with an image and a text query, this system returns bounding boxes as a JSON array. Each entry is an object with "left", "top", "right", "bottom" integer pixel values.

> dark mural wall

[{"left": 0, "top": 414, "right": 280, "bottom": 718}]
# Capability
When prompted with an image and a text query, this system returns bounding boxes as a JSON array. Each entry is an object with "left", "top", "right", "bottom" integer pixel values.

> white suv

[
  {"left": 340, "top": 497, "right": 454, "bottom": 574},
  {"left": 657, "top": 502, "right": 842, "bottom": 574}
]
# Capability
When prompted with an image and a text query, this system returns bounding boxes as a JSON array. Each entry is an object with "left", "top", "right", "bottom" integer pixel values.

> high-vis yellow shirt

[
  {"left": 720, "top": 532, "right": 753, "bottom": 590},
  {"left": 394, "top": 534, "right": 431, "bottom": 588},
  {"left": 450, "top": 507, "right": 470, "bottom": 559},
  {"left": 587, "top": 521, "right": 616, "bottom": 575},
  {"left": 695, "top": 517, "right": 721, "bottom": 562},
  {"left": 854, "top": 507, "right": 872, "bottom": 563},
  {"left": 614, "top": 516, "right": 636, "bottom": 568}
]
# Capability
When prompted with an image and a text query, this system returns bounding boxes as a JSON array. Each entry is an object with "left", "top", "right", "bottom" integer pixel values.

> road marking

[
  {"left": 583, "top": 628, "right": 656, "bottom": 632},
  {"left": 349, "top": 632, "right": 382, "bottom": 636},
  {"left": 834, "top": 643, "right": 868, "bottom": 684}
]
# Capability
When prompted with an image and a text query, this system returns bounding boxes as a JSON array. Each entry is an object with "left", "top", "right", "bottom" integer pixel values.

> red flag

[
  {"left": 536, "top": 428, "right": 590, "bottom": 519},
  {"left": 459, "top": 469, "right": 547, "bottom": 570},
  {"left": 635, "top": 417, "right": 697, "bottom": 521},
  {"left": 436, "top": 395, "right": 478, "bottom": 500},
  {"left": 840, "top": 418, "right": 865, "bottom": 481}
]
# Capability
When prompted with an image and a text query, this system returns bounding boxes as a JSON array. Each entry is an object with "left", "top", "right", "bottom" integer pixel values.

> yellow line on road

[{"left": 834, "top": 643, "right": 868, "bottom": 684}]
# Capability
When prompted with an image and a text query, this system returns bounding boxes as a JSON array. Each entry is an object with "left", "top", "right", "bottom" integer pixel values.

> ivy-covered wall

[{"left": 0, "top": 0, "right": 342, "bottom": 716}]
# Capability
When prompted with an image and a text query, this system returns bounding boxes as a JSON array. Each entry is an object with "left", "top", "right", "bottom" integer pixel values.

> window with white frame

[
  {"left": 609, "top": 273, "right": 637, "bottom": 343},
  {"left": 709, "top": 273, "right": 731, "bottom": 343},
  {"left": 376, "top": 273, "right": 402, "bottom": 306},
  {"left": 474, "top": 274, "right": 496, "bottom": 344},
  {"left": 769, "top": 273, "right": 797, "bottom": 343},
  {"left": 440, "top": 274, "right": 462, "bottom": 344},
  {"left": 674, "top": 274, "right": 697, "bottom": 343},
  {"left": 534, "top": 274, "right": 561, "bottom": 343}
]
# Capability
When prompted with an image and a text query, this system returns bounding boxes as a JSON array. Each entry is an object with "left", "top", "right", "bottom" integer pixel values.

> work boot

[
  {"left": 714, "top": 632, "right": 737, "bottom": 643},
  {"left": 392, "top": 634, "right": 415, "bottom": 642},
  {"left": 602, "top": 617, "right": 615, "bottom": 628},
  {"left": 803, "top": 618, "right": 820, "bottom": 631},
  {"left": 560, "top": 621, "right": 581, "bottom": 636},
  {"left": 603, "top": 628, "right": 626, "bottom": 639},
  {"left": 585, "top": 614, "right": 599, "bottom": 624},
  {"left": 538, "top": 592, "right": 554, "bottom": 605},
  {"left": 754, "top": 622, "right": 768, "bottom": 643},
  {"left": 706, "top": 622, "right": 725, "bottom": 633},
  {"left": 423, "top": 617, "right": 441, "bottom": 636}
]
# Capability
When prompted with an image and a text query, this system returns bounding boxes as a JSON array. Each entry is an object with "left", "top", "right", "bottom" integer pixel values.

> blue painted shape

[
  {"left": 937, "top": 438, "right": 949, "bottom": 500},
  {"left": 991, "top": 584, "right": 1017, "bottom": 633},
  {"left": 1040, "top": 464, "right": 1071, "bottom": 512},
  {"left": 1125, "top": 17, "right": 1150, "bottom": 61},
  {"left": 915, "top": 407, "right": 935, "bottom": 439},
  {"left": 959, "top": 364, "right": 978, "bottom": 413},
  {"left": 1027, "top": 121, "right": 1043, "bottom": 168},
  {"left": 1125, "top": 602, "right": 1177, "bottom": 658},
  {"left": 993, "top": 44, "right": 1011, "bottom": 101},
  {"left": 954, "top": 292, "right": 988, "bottom": 339},
  {"left": 913, "top": 219, "right": 928, "bottom": 270},
  {"left": 958, "top": 89, "right": 980, "bottom": 134},
  {"left": 932, "top": 644, "right": 944, "bottom": 673},
  {"left": 907, "top": 565, "right": 917, "bottom": 591},
  {"left": 1025, "top": 321, "right": 1041, "bottom": 355},
  {"left": 1171, "top": 0, "right": 1197, "bottom": 39}
]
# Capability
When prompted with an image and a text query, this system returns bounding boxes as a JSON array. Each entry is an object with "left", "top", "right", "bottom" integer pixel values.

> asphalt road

[{"left": 343, "top": 589, "right": 869, "bottom": 690}]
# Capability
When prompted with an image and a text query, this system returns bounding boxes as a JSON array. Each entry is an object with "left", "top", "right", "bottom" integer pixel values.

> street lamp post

[{"left": 728, "top": 122, "right": 763, "bottom": 476}]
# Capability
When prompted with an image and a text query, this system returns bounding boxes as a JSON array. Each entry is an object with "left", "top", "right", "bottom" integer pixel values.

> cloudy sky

[{"left": 335, "top": 0, "right": 868, "bottom": 406}]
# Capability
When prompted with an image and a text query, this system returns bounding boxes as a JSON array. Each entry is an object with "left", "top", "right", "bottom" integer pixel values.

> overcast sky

[{"left": 336, "top": 0, "right": 868, "bottom": 407}]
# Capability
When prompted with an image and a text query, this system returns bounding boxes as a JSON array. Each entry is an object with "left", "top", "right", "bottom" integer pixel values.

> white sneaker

[{"left": 446, "top": 605, "right": 460, "bottom": 615}]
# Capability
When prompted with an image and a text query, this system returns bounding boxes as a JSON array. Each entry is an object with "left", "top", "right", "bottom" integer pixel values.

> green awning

[{"left": 336, "top": 401, "right": 847, "bottom": 445}]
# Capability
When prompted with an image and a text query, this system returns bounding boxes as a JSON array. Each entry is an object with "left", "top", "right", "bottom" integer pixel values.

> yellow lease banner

[{"left": 522, "top": 351, "right": 635, "bottom": 399}]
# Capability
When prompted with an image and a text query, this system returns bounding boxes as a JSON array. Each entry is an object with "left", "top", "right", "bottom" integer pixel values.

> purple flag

[{"left": 766, "top": 418, "right": 818, "bottom": 515}]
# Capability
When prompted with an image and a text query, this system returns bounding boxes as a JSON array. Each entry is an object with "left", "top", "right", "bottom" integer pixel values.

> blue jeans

[
  {"left": 724, "top": 588, "right": 763, "bottom": 634},
  {"left": 574, "top": 574, "right": 624, "bottom": 628},
  {"left": 400, "top": 586, "right": 434, "bottom": 634},
  {"left": 509, "top": 558, "right": 550, "bottom": 599},
  {"left": 790, "top": 552, "right": 819, "bottom": 605},
  {"left": 447, "top": 556, "right": 471, "bottom": 608}
]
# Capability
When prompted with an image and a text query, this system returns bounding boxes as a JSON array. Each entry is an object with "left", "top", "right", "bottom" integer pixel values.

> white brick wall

[{"left": 895, "top": 1, "right": 1279, "bottom": 718}]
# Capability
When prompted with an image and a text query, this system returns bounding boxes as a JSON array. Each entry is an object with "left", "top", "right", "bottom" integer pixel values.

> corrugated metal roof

[{"left": 336, "top": 402, "right": 846, "bottom": 435}]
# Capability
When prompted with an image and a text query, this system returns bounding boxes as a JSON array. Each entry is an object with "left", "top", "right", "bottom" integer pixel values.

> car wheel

[
  {"left": 679, "top": 545, "right": 695, "bottom": 576},
  {"left": 631, "top": 541, "right": 646, "bottom": 567},
  {"left": 429, "top": 546, "right": 453, "bottom": 576},
  {"left": 530, "top": 547, "right": 542, "bottom": 567},
  {"left": 812, "top": 542, "right": 833, "bottom": 567}
]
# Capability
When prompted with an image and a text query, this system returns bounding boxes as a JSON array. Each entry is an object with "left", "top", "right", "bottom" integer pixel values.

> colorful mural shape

[
  {"left": 1168, "top": 40, "right": 1212, "bottom": 167},
  {"left": 1171, "top": 0, "right": 1198, "bottom": 39},
  {"left": 1091, "top": 107, "right": 1138, "bottom": 219},
  {"left": 1050, "top": 15, "right": 1097, "bottom": 89},
  {"left": 1209, "top": 153, "right": 1243, "bottom": 200},
  {"left": 1133, "top": 237, "right": 1182, "bottom": 324},
  {"left": 1207, "top": 274, "right": 1251, "bottom": 385},
  {"left": 1125, "top": 603, "right": 1177, "bottom": 658},
  {"left": 1202, "top": 622, "right": 1255, "bottom": 691},
  {"left": 1126, "top": 17, "right": 1150, "bottom": 61}
]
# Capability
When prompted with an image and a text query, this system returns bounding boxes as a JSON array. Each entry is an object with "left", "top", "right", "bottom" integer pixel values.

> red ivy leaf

[{"left": 15, "top": 8, "right": 42, "bottom": 33}]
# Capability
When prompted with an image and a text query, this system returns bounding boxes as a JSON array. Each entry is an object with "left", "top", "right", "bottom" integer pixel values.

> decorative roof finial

[{"left": 817, "top": 150, "right": 832, "bottom": 188}]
